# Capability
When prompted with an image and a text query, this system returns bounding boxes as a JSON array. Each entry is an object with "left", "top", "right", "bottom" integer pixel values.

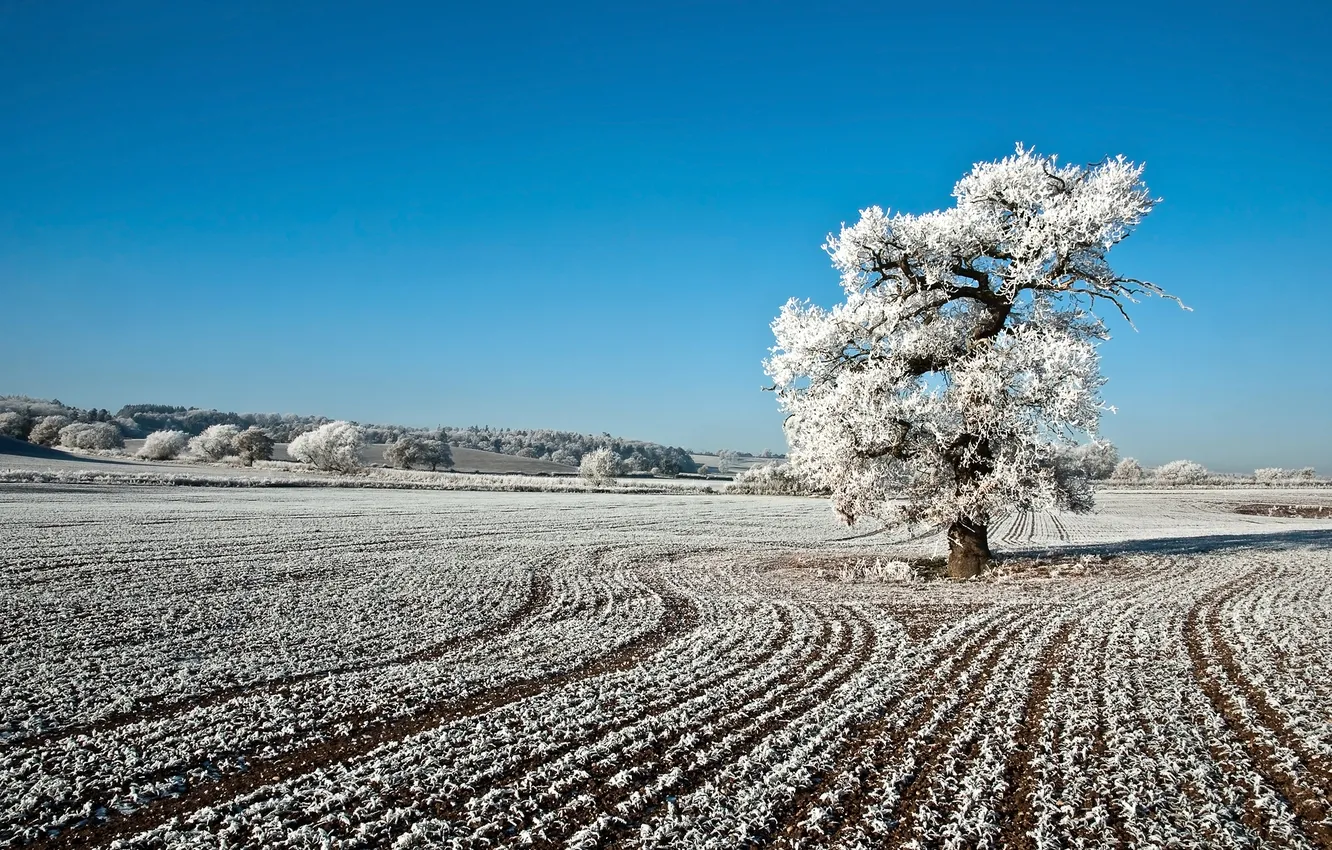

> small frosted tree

[
  {"left": 727, "top": 462, "right": 815, "bottom": 496},
  {"left": 716, "top": 449, "right": 739, "bottom": 474},
  {"left": 139, "top": 430, "right": 190, "bottom": 460},
  {"left": 550, "top": 448, "right": 579, "bottom": 467},
  {"left": 386, "top": 433, "right": 454, "bottom": 471},
  {"left": 623, "top": 450, "right": 650, "bottom": 473},
  {"left": 29, "top": 415, "right": 71, "bottom": 446},
  {"left": 1076, "top": 439, "right": 1119, "bottom": 480},
  {"left": 0, "top": 411, "right": 32, "bottom": 440},
  {"left": 385, "top": 433, "right": 423, "bottom": 469},
  {"left": 420, "top": 438, "right": 453, "bottom": 471},
  {"left": 189, "top": 424, "right": 242, "bottom": 461},
  {"left": 1154, "top": 460, "right": 1208, "bottom": 485},
  {"left": 59, "top": 422, "right": 124, "bottom": 450},
  {"left": 1110, "top": 457, "right": 1144, "bottom": 482},
  {"left": 289, "top": 421, "right": 364, "bottom": 473},
  {"left": 766, "top": 145, "right": 1177, "bottom": 578},
  {"left": 234, "top": 427, "right": 275, "bottom": 466},
  {"left": 1255, "top": 467, "right": 1317, "bottom": 483},
  {"left": 579, "top": 447, "right": 621, "bottom": 484}
]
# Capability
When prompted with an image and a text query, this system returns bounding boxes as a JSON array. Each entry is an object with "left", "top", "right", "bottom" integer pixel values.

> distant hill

[
  {"left": 115, "top": 439, "right": 578, "bottom": 475},
  {"left": 1, "top": 395, "right": 697, "bottom": 474},
  {"left": 0, "top": 435, "right": 133, "bottom": 465}
]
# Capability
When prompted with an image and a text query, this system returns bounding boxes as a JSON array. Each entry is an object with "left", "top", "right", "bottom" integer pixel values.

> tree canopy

[{"left": 766, "top": 145, "right": 1177, "bottom": 577}]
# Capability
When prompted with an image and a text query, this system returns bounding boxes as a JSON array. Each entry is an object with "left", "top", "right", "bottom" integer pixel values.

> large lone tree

[{"left": 766, "top": 145, "right": 1175, "bottom": 578}]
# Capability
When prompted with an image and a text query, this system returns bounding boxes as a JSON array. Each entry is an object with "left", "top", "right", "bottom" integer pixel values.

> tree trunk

[{"left": 947, "top": 517, "right": 991, "bottom": 579}]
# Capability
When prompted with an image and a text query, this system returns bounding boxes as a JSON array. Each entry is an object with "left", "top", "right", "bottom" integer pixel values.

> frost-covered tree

[
  {"left": 549, "top": 448, "right": 580, "bottom": 468},
  {"left": 1073, "top": 438, "right": 1119, "bottom": 480},
  {"left": 766, "top": 145, "right": 1176, "bottom": 578},
  {"left": 1254, "top": 466, "right": 1317, "bottom": 483},
  {"left": 188, "top": 424, "right": 242, "bottom": 461},
  {"left": 420, "top": 438, "right": 453, "bottom": 471},
  {"left": 385, "top": 433, "right": 453, "bottom": 471},
  {"left": 1110, "top": 457, "right": 1144, "bottom": 482},
  {"left": 289, "top": 421, "right": 364, "bottom": 473},
  {"left": 1154, "top": 460, "right": 1208, "bottom": 485},
  {"left": 233, "top": 427, "right": 275, "bottom": 466},
  {"left": 384, "top": 434, "right": 421, "bottom": 469},
  {"left": 579, "top": 447, "right": 621, "bottom": 484},
  {"left": 623, "top": 450, "right": 650, "bottom": 473},
  {"left": 139, "top": 430, "right": 190, "bottom": 460},
  {"left": 717, "top": 449, "right": 744, "bottom": 474},
  {"left": 59, "top": 422, "right": 124, "bottom": 450},
  {"left": 28, "top": 415, "right": 71, "bottom": 446},
  {"left": 727, "top": 462, "right": 819, "bottom": 496},
  {"left": 0, "top": 411, "right": 32, "bottom": 440}
]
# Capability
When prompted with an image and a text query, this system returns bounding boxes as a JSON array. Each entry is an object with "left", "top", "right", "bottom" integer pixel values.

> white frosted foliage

[
  {"left": 288, "top": 421, "right": 365, "bottom": 473},
  {"left": 579, "top": 448, "right": 621, "bottom": 484},
  {"left": 188, "top": 424, "right": 242, "bottom": 461},
  {"left": 766, "top": 145, "right": 1174, "bottom": 538},
  {"left": 1111, "top": 457, "right": 1145, "bottom": 482},
  {"left": 1154, "top": 459, "right": 1209, "bottom": 485},
  {"left": 139, "top": 430, "right": 190, "bottom": 460},
  {"left": 58, "top": 422, "right": 124, "bottom": 450},
  {"left": 27, "top": 415, "right": 71, "bottom": 446}
]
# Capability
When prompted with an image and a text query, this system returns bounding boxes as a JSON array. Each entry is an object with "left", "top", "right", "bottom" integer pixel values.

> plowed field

[{"left": 3, "top": 486, "right": 1331, "bottom": 849}]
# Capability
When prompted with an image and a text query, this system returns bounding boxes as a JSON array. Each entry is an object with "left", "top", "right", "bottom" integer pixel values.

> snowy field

[
  {"left": 1, "top": 440, "right": 579, "bottom": 480},
  {"left": 0, "top": 442, "right": 721, "bottom": 494},
  {"left": 4, "top": 485, "right": 1332, "bottom": 849}
]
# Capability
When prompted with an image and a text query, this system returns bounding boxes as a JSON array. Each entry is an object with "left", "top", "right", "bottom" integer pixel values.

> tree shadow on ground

[
  {"left": 0, "top": 435, "right": 135, "bottom": 465},
  {"left": 1011, "top": 528, "right": 1332, "bottom": 559}
]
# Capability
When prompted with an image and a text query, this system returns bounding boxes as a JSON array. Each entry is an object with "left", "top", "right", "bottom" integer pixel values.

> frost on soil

[{"left": 2, "top": 485, "right": 1331, "bottom": 849}]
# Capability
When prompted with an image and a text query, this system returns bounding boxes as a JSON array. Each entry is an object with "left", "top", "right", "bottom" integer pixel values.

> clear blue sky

[{"left": 2, "top": 1, "right": 1328, "bottom": 470}]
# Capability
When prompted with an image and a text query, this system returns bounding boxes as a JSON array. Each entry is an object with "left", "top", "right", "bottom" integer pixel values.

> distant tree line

[
  {"left": 441, "top": 425, "right": 697, "bottom": 475},
  {"left": 0, "top": 395, "right": 698, "bottom": 474},
  {"left": 2, "top": 396, "right": 1322, "bottom": 484}
]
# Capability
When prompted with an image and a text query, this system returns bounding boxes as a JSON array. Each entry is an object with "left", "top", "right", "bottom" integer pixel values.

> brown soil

[
  {"left": 16, "top": 570, "right": 553, "bottom": 751},
  {"left": 773, "top": 551, "right": 951, "bottom": 581},
  {"left": 582, "top": 607, "right": 880, "bottom": 848},
  {"left": 17, "top": 542, "right": 1332, "bottom": 850},
  {"left": 1234, "top": 503, "right": 1332, "bottom": 519},
  {"left": 39, "top": 578, "right": 701, "bottom": 849},
  {"left": 775, "top": 550, "right": 1115, "bottom": 584},
  {"left": 993, "top": 622, "right": 1075, "bottom": 850},
  {"left": 359, "top": 606, "right": 807, "bottom": 847},
  {"left": 761, "top": 609, "right": 1025, "bottom": 848},
  {"left": 1184, "top": 572, "right": 1332, "bottom": 847}
]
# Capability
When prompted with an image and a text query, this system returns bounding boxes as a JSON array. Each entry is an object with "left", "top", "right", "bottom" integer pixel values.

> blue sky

[{"left": 2, "top": 1, "right": 1328, "bottom": 470}]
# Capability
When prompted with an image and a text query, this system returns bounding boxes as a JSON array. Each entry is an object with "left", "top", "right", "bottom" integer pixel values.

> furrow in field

[
  {"left": 1215, "top": 564, "right": 1332, "bottom": 765},
  {"left": 105, "top": 577, "right": 794, "bottom": 848},
  {"left": 894, "top": 616, "right": 1083, "bottom": 849},
  {"left": 853, "top": 614, "right": 1047, "bottom": 849},
  {"left": 756, "top": 606, "right": 1024, "bottom": 849},
  {"left": 651, "top": 606, "right": 1031, "bottom": 849},
  {"left": 555, "top": 605, "right": 875, "bottom": 849},
  {"left": 462, "top": 605, "right": 840, "bottom": 849},
  {"left": 35, "top": 577, "right": 701, "bottom": 850},
  {"left": 2, "top": 555, "right": 538, "bottom": 839},
  {"left": 1047, "top": 513, "right": 1070, "bottom": 542},
  {"left": 991, "top": 620, "right": 1075, "bottom": 850},
  {"left": 266, "top": 600, "right": 802, "bottom": 845},
  {"left": 593, "top": 604, "right": 881, "bottom": 849},
  {"left": 15, "top": 570, "right": 553, "bottom": 752},
  {"left": 998, "top": 510, "right": 1029, "bottom": 545},
  {"left": 1185, "top": 570, "right": 1332, "bottom": 848}
]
